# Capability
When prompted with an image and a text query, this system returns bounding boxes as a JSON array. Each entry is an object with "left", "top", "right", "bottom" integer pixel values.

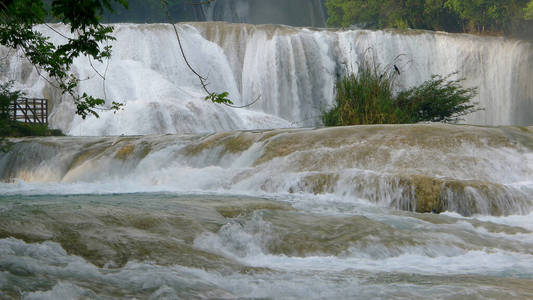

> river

[
  {"left": 1, "top": 5, "right": 533, "bottom": 298},
  {"left": 1, "top": 125, "right": 533, "bottom": 298}
]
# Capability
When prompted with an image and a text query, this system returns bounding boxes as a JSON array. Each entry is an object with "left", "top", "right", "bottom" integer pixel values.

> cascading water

[
  {"left": 2, "top": 124, "right": 533, "bottom": 298},
  {"left": 2, "top": 17, "right": 533, "bottom": 299},
  {"left": 2, "top": 124, "right": 533, "bottom": 216},
  {"left": 1, "top": 22, "right": 532, "bottom": 136}
]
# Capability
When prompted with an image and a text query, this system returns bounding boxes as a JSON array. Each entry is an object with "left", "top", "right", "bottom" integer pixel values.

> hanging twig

[{"left": 159, "top": 0, "right": 261, "bottom": 108}]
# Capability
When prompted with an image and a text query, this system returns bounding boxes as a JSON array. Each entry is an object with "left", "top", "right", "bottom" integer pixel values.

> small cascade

[{"left": 2, "top": 124, "right": 532, "bottom": 216}]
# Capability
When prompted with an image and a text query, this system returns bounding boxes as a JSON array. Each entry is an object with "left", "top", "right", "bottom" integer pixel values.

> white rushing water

[
  {"left": 2, "top": 191, "right": 533, "bottom": 298},
  {"left": 2, "top": 20, "right": 533, "bottom": 298},
  {"left": 2, "top": 124, "right": 533, "bottom": 216},
  {"left": 1, "top": 22, "right": 532, "bottom": 136}
]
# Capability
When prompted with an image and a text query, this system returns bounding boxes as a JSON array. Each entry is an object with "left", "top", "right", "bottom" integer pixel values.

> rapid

[
  {"left": 1, "top": 9, "right": 533, "bottom": 300},
  {"left": 2, "top": 124, "right": 533, "bottom": 298}
]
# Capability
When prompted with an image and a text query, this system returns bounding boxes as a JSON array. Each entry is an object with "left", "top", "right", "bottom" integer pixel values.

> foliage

[
  {"left": 395, "top": 73, "right": 479, "bottom": 123},
  {"left": 322, "top": 58, "right": 400, "bottom": 125},
  {"left": 1, "top": 121, "right": 64, "bottom": 137},
  {"left": 444, "top": 0, "right": 526, "bottom": 33},
  {"left": 325, "top": 0, "right": 533, "bottom": 35},
  {"left": 205, "top": 91, "right": 233, "bottom": 105},
  {"left": 322, "top": 57, "right": 479, "bottom": 126},
  {"left": 0, "top": 0, "right": 128, "bottom": 119},
  {"left": 526, "top": 0, "right": 533, "bottom": 19},
  {"left": 1, "top": 0, "right": 232, "bottom": 125}
]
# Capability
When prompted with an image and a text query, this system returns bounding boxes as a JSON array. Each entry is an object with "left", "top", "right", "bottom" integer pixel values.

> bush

[
  {"left": 322, "top": 57, "right": 480, "bottom": 126},
  {"left": 396, "top": 74, "right": 479, "bottom": 123}
]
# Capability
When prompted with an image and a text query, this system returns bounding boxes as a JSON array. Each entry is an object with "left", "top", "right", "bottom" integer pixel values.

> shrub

[
  {"left": 322, "top": 57, "right": 480, "bottom": 126},
  {"left": 396, "top": 73, "right": 479, "bottom": 123}
]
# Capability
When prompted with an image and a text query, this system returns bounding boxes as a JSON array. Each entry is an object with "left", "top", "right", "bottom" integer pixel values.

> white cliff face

[{"left": 1, "top": 22, "right": 532, "bottom": 135}]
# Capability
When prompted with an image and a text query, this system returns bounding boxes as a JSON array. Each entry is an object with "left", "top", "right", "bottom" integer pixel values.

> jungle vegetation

[{"left": 325, "top": 0, "right": 533, "bottom": 36}]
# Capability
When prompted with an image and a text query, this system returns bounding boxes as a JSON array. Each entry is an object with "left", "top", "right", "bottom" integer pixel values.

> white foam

[
  {"left": 2, "top": 23, "right": 532, "bottom": 136},
  {"left": 192, "top": 213, "right": 533, "bottom": 277},
  {"left": 2, "top": 237, "right": 532, "bottom": 299}
]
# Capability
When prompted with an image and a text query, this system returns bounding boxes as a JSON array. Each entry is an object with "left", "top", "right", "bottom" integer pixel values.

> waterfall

[
  {"left": 2, "top": 124, "right": 533, "bottom": 216},
  {"left": 1, "top": 22, "right": 532, "bottom": 135},
  {"left": 2, "top": 15, "right": 533, "bottom": 297}
]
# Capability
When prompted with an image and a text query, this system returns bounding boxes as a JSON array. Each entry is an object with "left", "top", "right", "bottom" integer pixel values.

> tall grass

[{"left": 323, "top": 56, "right": 480, "bottom": 126}]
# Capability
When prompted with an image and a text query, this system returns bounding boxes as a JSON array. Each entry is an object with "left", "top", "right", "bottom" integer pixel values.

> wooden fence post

[
  {"left": 8, "top": 97, "right": 48, "bottom": 124},
  {"left": 12, "top": 98, "right": 16, "bottom": 122}
]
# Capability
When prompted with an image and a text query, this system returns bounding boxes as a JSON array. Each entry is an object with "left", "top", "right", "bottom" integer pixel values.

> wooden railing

[{"left": 4, "top": 97, "right": 48, "bottom": 124}]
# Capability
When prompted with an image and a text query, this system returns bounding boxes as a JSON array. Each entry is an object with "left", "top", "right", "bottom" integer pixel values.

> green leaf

[{"left": 204, "top": 92, "right": 233, "bottom": 105}]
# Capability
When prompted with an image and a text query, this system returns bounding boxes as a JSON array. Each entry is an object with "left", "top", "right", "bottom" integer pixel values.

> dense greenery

[
  {"left": 325, "top": 0, "right": 533, "bottom": 35},
  {"left": 322, "top": 59, "right": 479, "bottom": 126},
  {"left": 526, "top": 1, "right": 533, "bottom": 19},
  {"left": 0, "top": 121, "right": 63, "bottom": 137}
]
